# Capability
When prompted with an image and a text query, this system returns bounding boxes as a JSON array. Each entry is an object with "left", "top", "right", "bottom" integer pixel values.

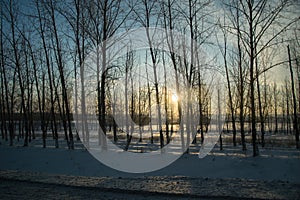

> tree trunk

[
  {"left": 273, "top": 84, "right": 278, "bottom": 134},
  {"left": 163, "top": 52, "right": 170, "bottom": 144},
  {"left": 0, "top": 13, "right": 8, "bottom": 141},
  {"left": 288, "top": 45, "right": 299, "bottom": 149},
  {"left": 255, "top": 55, "right": 265, "bottom": 147},
  {"left": 235, "top": 0, "right": 246, "bottom": 151},
  {"left": 248, "top": 1, "right": 259, "bottom": 157},
  {"left": 221, "top": 22, "right": 237, "bottom": 146}
]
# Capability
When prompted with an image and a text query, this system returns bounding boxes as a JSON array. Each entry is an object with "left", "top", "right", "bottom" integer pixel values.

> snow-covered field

[
  {"left": 0, "top": 137, "right": 299, "bottom": 183},
  {"left": 1, "top": 136, "right": 300, "bottom": 199}
]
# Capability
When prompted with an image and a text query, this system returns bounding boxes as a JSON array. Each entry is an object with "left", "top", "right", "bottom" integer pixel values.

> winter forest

[{"left": 0, "top": 0, "right": 300, "bottom": 160}]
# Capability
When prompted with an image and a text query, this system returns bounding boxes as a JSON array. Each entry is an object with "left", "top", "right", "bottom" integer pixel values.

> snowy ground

[
  {"left": 0, "top": 137, "right": 300, "bottom": 199},
  {"left": 0, "top": 138, "right": 299, "bottom": 182}
]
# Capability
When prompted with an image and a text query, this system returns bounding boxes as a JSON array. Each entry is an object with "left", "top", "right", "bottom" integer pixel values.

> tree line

[{"left": 0, "top": 0, "right": 299, "bottom": 156}]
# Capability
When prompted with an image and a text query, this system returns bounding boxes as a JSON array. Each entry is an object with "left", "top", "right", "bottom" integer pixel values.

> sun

[{"left": 171, "top": 93, "right": 178, "bottom": 102}]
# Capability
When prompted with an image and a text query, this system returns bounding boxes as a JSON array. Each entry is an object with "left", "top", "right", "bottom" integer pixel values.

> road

[
  {"left": 0, "top": 178, "right": 209, "bottom": 200},
  {"left": 0, "top": 170, "right": 299, "bottom": 200}
]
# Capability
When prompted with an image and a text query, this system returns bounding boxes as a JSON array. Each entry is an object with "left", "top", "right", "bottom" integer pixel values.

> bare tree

[
  {"left": 124, "top": 49, "right": 134, "bottom": 151},
  {"left": 6, "top": 0, "right": 30, "bottom": 146},
  {"left": 0, "top": 4, "right": 9, "bottom": 142},
  {"left": 85, "top": 0, "right": 131, "bottom": 149},
  {"left": 60, "top": 0, "right": 90, "bottom": 144},
  {"left": 47, "top": 0, "right": 74, "bottom": 149},
  {"left": 133, "top": 0, "right": 165, "bottom": 148},
  {"left": 162, "top": 0, "right": 185, "bottom": 149},
  {"left": 20, "top": 32, "right": 45, "bottom": 144},
  {"left": 223, "top": 0, "right": 297, "bottom": 156},
  {"left": 217, "top": 17, "right": 237, "bottom": 146},
  {"left": 36, "top": 0, "right": 59, "bottom": 148}
]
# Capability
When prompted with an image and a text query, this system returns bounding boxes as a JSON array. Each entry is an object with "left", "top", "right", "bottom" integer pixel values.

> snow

[{"left": 0, "top": 138, "right": 299, "bottom": 183}]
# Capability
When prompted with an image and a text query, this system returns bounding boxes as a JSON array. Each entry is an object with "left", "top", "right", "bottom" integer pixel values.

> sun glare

[{"left": 171, "top": 93, "right": 178, "bottom": 102}]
